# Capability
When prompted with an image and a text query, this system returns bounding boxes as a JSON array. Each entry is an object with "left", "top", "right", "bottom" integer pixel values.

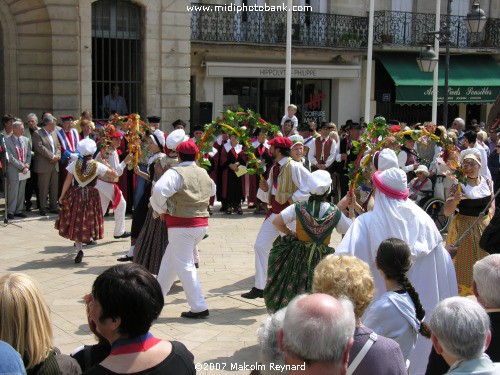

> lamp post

[{"left": 416, "top": 0, "right": 487, "bottom": 127}]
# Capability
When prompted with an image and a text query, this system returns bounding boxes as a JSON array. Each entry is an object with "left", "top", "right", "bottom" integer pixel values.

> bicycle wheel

[{"left": 423, "top": 198, "right": 451, "bottom": 234}]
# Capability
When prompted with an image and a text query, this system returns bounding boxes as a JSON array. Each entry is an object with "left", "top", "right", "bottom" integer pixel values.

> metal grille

[
  {"left": 92, "top": 0, "right": 142, "bottom": 120},
  {"left": 190, "top": 4, "right": 368, "bottom": 49},
  {"left": 190, "top": 4, "right": 499, "bottom": 50}
]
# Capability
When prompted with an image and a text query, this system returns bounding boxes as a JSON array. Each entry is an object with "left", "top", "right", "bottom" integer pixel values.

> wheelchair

[{"left": 417, "top": 175, "right": 452, "bottom": 234}]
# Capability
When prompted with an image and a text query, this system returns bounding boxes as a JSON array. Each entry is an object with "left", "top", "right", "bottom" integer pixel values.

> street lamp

[
  {"left": 465, "top": 0, "right": 487, "bottom": 34},
  {"left": 416, "top": 45, "right": 438, "bottom": 73},
  {"left": 416, "top": 0, "right": 487, "bottom": 127}
]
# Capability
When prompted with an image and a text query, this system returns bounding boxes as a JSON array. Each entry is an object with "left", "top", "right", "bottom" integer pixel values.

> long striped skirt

[
  {"left": 446, "top": 213, "right": 490, "bottom": 296},
  {"left": 55, "top": 186, "right": 104, "bottom": 243}
]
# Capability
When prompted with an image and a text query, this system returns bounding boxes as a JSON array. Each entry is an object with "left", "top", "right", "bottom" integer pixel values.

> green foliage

[{"left": 196, "top": 108, "right": 279, "bottom": 175}]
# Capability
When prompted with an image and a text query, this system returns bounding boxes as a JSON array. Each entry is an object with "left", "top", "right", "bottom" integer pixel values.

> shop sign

[
  {"left": 304, "top": 92, "right": 327, "bottom": 123},
  {"left": 206, "top": 62, "right": 360, "bottom": 79},
  {"left": 397, "top": 86, "right": 499, "bottom": 104}
]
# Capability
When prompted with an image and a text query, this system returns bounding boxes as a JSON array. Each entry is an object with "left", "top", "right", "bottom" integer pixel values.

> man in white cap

[
  {"left": 337, "top": 167, "right": 458, "bottom": 374},
  {"left": 409, "top": 165, "right": 432, "bottom": 204},
  {"left": 150, "top": 136, "right": 215, "bottom": 319},
  {"left": 95, "top": 130, "right": 133, "bottom": 245}
]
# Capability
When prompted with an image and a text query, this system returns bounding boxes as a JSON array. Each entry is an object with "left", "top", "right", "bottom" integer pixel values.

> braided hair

[{"left": 376, "top": 238, "right": 431, "bottom": 338}]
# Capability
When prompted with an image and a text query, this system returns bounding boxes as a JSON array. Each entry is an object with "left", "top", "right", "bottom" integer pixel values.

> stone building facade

[{"left": 0, "top": 0, "right": 190, "bottom": 131}]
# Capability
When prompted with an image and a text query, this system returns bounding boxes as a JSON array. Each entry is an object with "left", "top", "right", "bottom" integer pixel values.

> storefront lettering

[
  {"left": 466, "top": 87, "right": 492, "bottom": 96},
  {"left": 304, "top": 93, "right": 326, "bottom": 110},
  {"left": 424, "top": 86, "right": 492, "bottom": 98},
  {"left": 258, "top": 68, "right": 318, "bottom": 77},
  {"left": 304, "top": 111, "right": 326, "bottom": 123}
]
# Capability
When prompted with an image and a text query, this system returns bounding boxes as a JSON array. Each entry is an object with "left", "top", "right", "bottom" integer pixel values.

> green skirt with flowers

[{"left": 264, "top": 236, "right": 334, "bottom": 314}]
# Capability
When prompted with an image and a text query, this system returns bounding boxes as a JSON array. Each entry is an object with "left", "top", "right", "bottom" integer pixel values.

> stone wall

[{"left": 0, "top": 0, "right": 192, "bottom": 131}]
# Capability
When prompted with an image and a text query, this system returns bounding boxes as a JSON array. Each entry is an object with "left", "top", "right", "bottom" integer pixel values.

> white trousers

[
  {"left": 253, "top": 213, "right": 295, "bottom": 290},
  {"left": 95, "top": 180, "right": 126, "bottom": 237},
  {"left": 157, "top": 226, "right": 208, "bottom": 313}
]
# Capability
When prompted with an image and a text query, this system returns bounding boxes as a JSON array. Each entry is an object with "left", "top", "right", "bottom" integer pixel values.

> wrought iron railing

[
  {"left": 190, "top": 5, "right": 368, "bottom": 49},
  {"left": 373, "top": 11, "right": 499, "bottom": 48},
  {"left": 190, "top": 4, "right": 499, "bottom": 50}
]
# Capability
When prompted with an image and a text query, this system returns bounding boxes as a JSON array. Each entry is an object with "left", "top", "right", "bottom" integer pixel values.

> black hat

[
  {"left": 172, "top": 119, "right": 186, "bottom": 128},
  {"left": 147, "top": 116, "right": 161, "bottom": 123},
  {"left": 387, "top": 119, "right": 400, "bottom": 126},
  {"left": 317, "top": 121, "right": 328, "bottom": 130},
  {"left": 349, "top": 122, "right": 362, "bottom": 130},
  {"left": 192, "top": 125, "right": 204, "bottom": 132},
  {"left": 404, "top": 134, "right": 414, "bottom": 141},
  {"left": 298, "top": 123, "right": 312, "bottom": 132}
]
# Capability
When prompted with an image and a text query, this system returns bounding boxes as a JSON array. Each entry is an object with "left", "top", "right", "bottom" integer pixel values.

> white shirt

[
  {"left": 96, "top": 148, "right": 127, "bottom": 177},
  {"left": 280, "top": 114, "right": 298, "bottom": 129},
  {"left": 66, "top": 160, "right": 108, "bottom": 187},
  {"left": 43, "top": 128, "right": 55, "bottom": 155},
  {"left": 280, "top": 202, "right": 352, "bottom": 234},
  {"left": 398, "top": 149, "right": 416, "bottom": 173},
  {"left": 150, "top": 161, "right": 216, "bottom": 214},
  {"left": 307, "top": 137, "right": 337, "bottom": 168},
  {"left": 256, "top": 157, "right": 310, "bottom": 204}
]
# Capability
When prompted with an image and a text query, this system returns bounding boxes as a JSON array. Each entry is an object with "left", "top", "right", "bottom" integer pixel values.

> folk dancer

[
  {"left": 337, "top": 122, "right": 362, "bottom": 197},
  {"left": 248, "top": 129, "right": 273, "bottom": 213},
  {"left": 94, "top": 130, "right": 133, "bottom": 242},
  {"left": 56, "top": 139, "right": 118, "bottom": 263},
  {"left": 241, "top": 136, "right": 310, "bottom": 299},
  {"left": 308, "top": 122, "right": 337, "bottom": 172},
  {"left": 150, "top": 138, "right": 216, "bottom": 319}
]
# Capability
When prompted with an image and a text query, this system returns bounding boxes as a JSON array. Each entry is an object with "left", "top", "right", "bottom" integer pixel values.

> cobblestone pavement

[{"left": 0, "top": 200, "right": 344, "bottom": 374}]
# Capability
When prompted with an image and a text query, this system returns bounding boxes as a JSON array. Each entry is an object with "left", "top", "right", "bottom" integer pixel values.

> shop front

[
  {"left": 203, "top": 62, "right": 361, "bottom": 126},
  {"left": 375, "top": 53, "right": 500, "bottom": 125}
]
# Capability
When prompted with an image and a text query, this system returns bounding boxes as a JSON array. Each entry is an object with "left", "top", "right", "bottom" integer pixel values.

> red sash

[
  {"left": 11, "top": 137, "right": 26, "bottom": 163},
  {"left": 110, "top": 333, "right": 161, "bottom": 356}
]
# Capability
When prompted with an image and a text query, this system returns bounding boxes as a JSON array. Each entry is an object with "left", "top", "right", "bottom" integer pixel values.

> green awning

[{"left": 378, "top": 53, "right": 500, "bottom": 104}]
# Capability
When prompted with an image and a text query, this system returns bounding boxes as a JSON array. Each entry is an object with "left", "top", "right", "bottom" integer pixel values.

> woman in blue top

[{"left": 363, "top": 238, "right": 431, "bottom": 365}]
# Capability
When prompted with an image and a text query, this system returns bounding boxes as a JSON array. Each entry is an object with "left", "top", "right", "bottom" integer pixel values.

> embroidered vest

[
  {"left": 314, "top": 138, "right": 333, "bottom": 163},
  {"left": 271, "top": 158, "right": 298, "bottom": 205},
  {"left": 166, "top": 165, "right": 212, "bottom": 218}
]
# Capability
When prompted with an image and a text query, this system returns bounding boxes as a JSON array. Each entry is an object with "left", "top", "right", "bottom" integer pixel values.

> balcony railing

[
  {"left": 374, "top": 11, "right": 499, "bottom": 48},
  {"left": 191, "top": 5, "right": 368, "bottom": 49},
  {"left": 190, "top": 4, "right": 499, "bottom": 50}
]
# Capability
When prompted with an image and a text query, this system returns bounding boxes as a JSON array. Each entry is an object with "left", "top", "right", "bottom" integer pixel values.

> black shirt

[{"left": 84, "top": 341, "right": 195, "bottom": 375}]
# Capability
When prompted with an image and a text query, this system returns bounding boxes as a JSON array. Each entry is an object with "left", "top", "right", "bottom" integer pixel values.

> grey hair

[
  {"left": 473, "top": 254, "right": 500, "bottom": 308},
  {"left": 42, "top": 116, "right": 56, "bottom": 126},
  {"left": 282, "top": 294, "right": 355, "bottom": 364},
  {"left": 256, "top": 308, "right": 286, "bottom": 374},
  {"left": 430, "top": 297, "right": 490, "bottom": 360},
  {"left": 27, "top": 113, "right": 38, "bottom": 122},
  {"left": 12, "top": 121, "right": 23, "bottom": 129},
  {"left": 454, "top": 118, "right": 465, "bottom": 129}
]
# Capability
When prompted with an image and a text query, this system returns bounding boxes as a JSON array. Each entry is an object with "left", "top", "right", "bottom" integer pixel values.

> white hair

[
  {"left": 26, "top": 113, "right": 38, "bottom": 122},
  {"left": 256, "top": 308, "right": 286, "bottom": 374},
  {"left": 453, "top": 118, "right": 465, "bottom": 129},
  {"left": 282, "top": 294, "right": 355, "bottom": 364},
  {"left": 473, "top": 254, "right": 500, "bottom": 308},
  {"left": 430, "top": 297, "right": 490, "bottom": 360},
  {"left": 12, "top": 121, "right": 23, "bottom": 130}
]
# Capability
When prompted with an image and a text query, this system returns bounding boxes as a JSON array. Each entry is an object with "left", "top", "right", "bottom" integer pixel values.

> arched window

[{"left": 92, "top": 0, "right": 142, "bottom": 119}]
